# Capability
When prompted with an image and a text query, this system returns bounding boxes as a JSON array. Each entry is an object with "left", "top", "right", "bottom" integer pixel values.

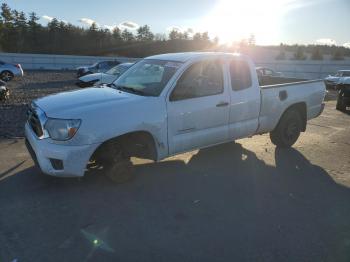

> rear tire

[
  {"left": 270, "top": 110, "right": 302, "bottom": 148},
  {"left": 0, "top": 71, "right": 14, "bottom": 82}
]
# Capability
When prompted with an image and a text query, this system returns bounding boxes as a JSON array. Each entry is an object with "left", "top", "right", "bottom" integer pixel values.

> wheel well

[
  {"left": 91, "top": 131, "right": 158, "bottom": 162},
  {"left": 1, "top": 70, "right": 13, "bottom": 75},
  {"left": 276, "top": 102, "right": 307, "bottom": 132}
]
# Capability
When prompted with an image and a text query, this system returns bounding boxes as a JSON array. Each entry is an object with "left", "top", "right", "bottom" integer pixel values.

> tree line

[
  {"left": 0, "top": 3, "right": 349, "bottom": 59},
  {"left": 274, "top": 43, "right": 350, "bottom": 61},
  {"left": 0, "top": 3, "right": 216, "bottom": 56}
]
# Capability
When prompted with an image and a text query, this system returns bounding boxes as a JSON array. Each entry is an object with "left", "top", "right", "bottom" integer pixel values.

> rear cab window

[{"left": 229, "top": 59, "right": 252, "bottom": 91}]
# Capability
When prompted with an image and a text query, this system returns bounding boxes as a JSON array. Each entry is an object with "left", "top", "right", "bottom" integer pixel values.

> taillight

[{"left": 15, "top": 64, "right": 21, "bottom": 69}]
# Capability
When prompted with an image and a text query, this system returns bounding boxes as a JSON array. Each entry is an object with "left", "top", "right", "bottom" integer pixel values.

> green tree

[
  {"left": 201, "top": 32, "right": 210, "bottom": 42},
  {"left": 112, "top": 27, "right": 122, "bottom": 42},
  {"left": 169, "top": 29, "right": 181, "bottom": 40},
  {"left": 1, "top": 3, "right": 13, "bottom": 23},
  {"left": 12, "top": 10, "right": 27, "bottom": 52},
  {"left": 137, "top": 25, "right": 154, "bottom": 41},
  {"left": 121, "top": 29, "right": 134, "bottom": 42},
  {"left": 0, "top": 3, "right": 14, "bottom": 50},
  {"left": 193, "top": 32, "right": 202, "bottom": 41},
  {"left": 27, "top": 12, "right": 41, "bottom": 52},
  {"left": 332, "top": 48, "right": 344, "bottom": 60},
  {"left": 311, "top": 46, "right": 323, "bottom": 60},
  {"left": 276, "top": 43, "right": 286, "bottom": 60},
  {"left": 293, "top": 46, "right": 307, "bottom": 60}
]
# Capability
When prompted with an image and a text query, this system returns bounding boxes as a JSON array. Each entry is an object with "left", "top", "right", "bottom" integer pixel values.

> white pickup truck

[{"left": 25, "top": 52, "right": 326, "bottom": 182}]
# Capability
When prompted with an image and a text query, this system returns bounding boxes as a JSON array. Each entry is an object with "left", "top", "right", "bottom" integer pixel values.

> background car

[
  {"left": 335, "top": 77, "right": 350, "bottom": 112},
  {"left": 76, "top": 60, "right": 121, "bottom": 77},
  {"left": 0, "top": 60, "right": 24, "bottom": 82},
  {"left": 324, "top": 70, "right": 350, "bottom": 89},
  {"left": 76, "top": 62, "right": 134, "bottom": 88},
  {"left": 0, "top": 80, "right": 9, "bottom": 101}
]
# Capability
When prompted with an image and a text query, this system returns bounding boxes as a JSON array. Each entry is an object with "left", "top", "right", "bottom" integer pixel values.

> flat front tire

[
  {"left": 270, "top": 110, "right": 302, "bottom": 148},
  {"left": 94, "top": 143, "right": 135, "bottom": 183}
]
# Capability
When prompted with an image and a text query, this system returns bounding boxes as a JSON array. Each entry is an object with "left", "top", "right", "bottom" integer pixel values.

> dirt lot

[
  {"left": 0, "top": 71, "right": 77, "bottom": 137},
  {"left": 0, "top": 72, "right": 350, "bottom": 262}
]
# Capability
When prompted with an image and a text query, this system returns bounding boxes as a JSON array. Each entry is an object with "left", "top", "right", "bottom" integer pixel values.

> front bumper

[{"left": 25, "top": 123, "right": 100, "bottom": 177}]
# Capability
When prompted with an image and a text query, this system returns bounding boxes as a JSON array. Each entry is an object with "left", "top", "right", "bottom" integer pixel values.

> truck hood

[{"left": 35, "top": 87, "right": 136, "bottom": 117}]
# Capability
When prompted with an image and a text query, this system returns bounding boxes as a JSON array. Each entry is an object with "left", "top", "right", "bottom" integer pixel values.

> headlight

[{"left": 44, "top": 118, "right": 81, "bottom": 141}]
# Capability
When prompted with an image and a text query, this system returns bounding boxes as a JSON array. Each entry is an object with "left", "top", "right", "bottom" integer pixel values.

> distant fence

[
  {"left": 1, "top": 52, "right": 350, "bottom": 79},
  {"left": 0, "top": 52, "right": 137, "bottom": 70}
]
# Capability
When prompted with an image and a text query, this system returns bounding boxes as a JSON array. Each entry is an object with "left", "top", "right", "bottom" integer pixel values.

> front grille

[{"left": 27, "top": 107, "right": 43, "bottom": 137}]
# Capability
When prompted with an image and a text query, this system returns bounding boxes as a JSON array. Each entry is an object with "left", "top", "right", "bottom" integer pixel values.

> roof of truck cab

[{"left": 146, "top": 52, "right": 243, "bottom": 63}]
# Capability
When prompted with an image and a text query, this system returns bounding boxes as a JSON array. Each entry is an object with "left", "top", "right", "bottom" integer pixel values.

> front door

[{"left": 167, "top": 59, "right": 230, "bottom": 155}]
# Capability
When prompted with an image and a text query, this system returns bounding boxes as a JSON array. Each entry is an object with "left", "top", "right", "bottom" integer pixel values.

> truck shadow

[{"left": 1, "top": 142, "right": 350, "bottom": 261}]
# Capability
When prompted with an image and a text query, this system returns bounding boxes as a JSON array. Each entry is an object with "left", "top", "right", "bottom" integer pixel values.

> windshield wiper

[{"left": 114, "top": 85, "right": 149, "bottom": 96}]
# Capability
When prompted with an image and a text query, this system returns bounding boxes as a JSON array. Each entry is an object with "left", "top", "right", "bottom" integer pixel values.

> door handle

[{"left": 216, "top": 101, "right": 229, "bottom": 107}]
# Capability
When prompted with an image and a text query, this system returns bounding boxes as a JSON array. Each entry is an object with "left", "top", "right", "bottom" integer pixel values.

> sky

[{"left": 3, "top": 0, "right": 350, "bottom": 46}]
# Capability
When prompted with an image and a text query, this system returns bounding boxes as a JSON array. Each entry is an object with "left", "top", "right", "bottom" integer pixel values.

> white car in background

[
  {"left": 76, "top": 63, "right": 134, "bottom": 88},
  {"left": 324, "top": 70, "right": 350, "bottom": 89},
  {"left": 0, "top": 60, "right": 24, "bottom": 82}
]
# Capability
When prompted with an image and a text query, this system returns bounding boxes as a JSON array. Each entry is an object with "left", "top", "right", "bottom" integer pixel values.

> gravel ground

[{"left": 0, "top": 71, "right": 77, "bottom": 137}]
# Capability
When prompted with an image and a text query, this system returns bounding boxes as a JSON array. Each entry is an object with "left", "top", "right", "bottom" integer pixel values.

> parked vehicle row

[
  {"left": 322, "top": 70, "right": 350, "bottom": 112},
  {"left": 76, "top": 60, "right": 121, "bottom": 78},
  {"left": 335, "top": 77, "right": 350, "bottom": 112},
  {"left": 324, "top": 70, "right": 350, "bottom": 89},
  {"left": 76, "top": 62, "right": 134, "bottom": 88},
  {"left": 0, "top": 60, "right": 24, "bottom": 82},
  {"left": 0, "top": 80, "right": 9, "bottom": 101},
  {"left": 25, "top": 52, "right": 326, "bottom": 183}
]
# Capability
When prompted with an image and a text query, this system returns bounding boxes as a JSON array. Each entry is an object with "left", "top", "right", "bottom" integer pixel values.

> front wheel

[
  {"left": 270, "top": 110, "right": 302, "bottom": 148},
  {"left": 93, "top": 143, "right": 135, "bottom": 183}
]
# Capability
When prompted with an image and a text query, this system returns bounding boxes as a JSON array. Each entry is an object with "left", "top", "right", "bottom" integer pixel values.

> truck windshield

[{"left": 112, "top": 59, "right": 182, "bottom": 96}]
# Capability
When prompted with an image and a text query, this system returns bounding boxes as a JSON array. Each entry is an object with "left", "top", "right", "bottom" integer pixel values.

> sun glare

[{"left": 201, "top": 0, "right": 297, "bottom": 45}]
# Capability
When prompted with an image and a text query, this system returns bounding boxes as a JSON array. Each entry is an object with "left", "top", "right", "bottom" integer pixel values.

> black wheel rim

[{"left": 2, "top": 72, "right": 12, "bottom": 81}]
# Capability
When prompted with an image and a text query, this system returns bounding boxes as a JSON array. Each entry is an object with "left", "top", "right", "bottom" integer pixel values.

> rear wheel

[
  {"left": 0, "top": 71, "right": 14, "bottom": 82},
  {"left": 270, "top": 110, "right": 302, "bottom": 148}
]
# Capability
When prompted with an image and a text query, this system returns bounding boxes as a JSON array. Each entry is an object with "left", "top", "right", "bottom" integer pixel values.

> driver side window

[{"left": 170, "top": 60, "right": 223, "bottom": 101}]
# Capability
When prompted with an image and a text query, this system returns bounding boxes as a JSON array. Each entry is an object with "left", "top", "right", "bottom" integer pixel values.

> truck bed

[{"left": 257, "top": 78, "right": 326, "bottom": 134}]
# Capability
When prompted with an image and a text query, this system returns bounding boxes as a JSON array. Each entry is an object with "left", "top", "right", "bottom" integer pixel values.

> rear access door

[{"left": 227, "top": 58, "right": 261, "bottom": 139}]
